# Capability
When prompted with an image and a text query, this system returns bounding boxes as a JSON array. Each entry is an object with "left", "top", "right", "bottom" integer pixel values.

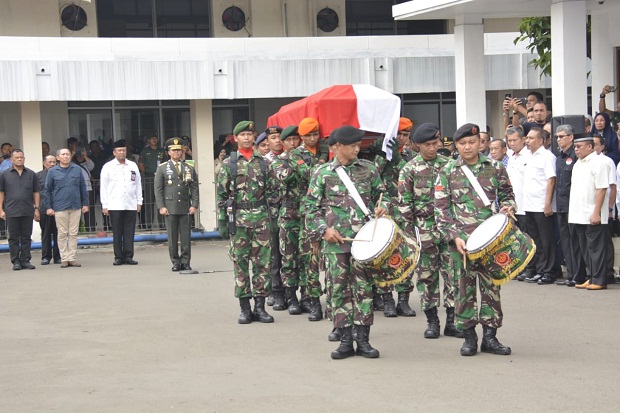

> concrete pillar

[
  {"left": 190, "top": 99, "right": 216, "bottom": 231},
  {"left": 551, "top": 0, "right": 587, "bottom": 116},
  {"left": 590, "top": 10, "right": 616, "bottom": 116},
  {"left": 19, "top": 101, "right": 43, "bottom": 242},
  {"left": 454, "top": 15, "right": 487, "bottom": 129}
]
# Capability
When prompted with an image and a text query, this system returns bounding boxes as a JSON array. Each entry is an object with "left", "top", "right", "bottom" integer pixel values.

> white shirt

[
  {"left": 523, "top": 146, "right": 556, "bottom": 212},
  {"left": 569, "top": 152, "right": 609, "bottom": 224},
  {"left": 505, "top": 147, "right": 531, "bottom": 215},
  {"left": 100, "top": 158, "right": 143, "bottom": 210}
]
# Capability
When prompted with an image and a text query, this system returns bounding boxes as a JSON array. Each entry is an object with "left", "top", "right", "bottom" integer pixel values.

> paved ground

[{"left": 1, "top": 239, "right": 619, "bottom": 413}]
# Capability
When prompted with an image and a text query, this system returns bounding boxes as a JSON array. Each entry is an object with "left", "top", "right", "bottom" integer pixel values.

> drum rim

[
  {"left": 466, "top": 214, "right": 510, "bottom": 257},
  {"left": 351, "top": 216, "right": 396, "bottom": 262}
]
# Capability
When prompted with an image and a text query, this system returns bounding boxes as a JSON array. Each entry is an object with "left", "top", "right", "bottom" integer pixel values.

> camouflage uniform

[
  {"left": 271, "top": 151, "right": 302, "bottom": 289},
  {"left": 373, "top": 149, "right": 416, "bottom": 300},
  {"left": 397, "top": 153, "right": 453, "bottom": 311},
  {"left": 217, "top": 150, "right": 279, "bottom": 299},
  {"left": 305, "top": 157, "right": 388, "bottom": 328},
  {"left": 289, "top": 145, "right": 324, "bottom": 299},
  {"left": 434, "top": 154, "right": 516, "bottom": 331}
]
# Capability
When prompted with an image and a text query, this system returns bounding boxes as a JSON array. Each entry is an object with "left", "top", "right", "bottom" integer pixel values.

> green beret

[
  {"left": 331, "top": 125, "right": 364, "bottom": 145},
  {"left": 233, "top": 120, "right": 255, "bottom": 136},
  {"left": 412, "top": 123, "right": 440, "bottom": 143},
  {"left": 280, "top": 126, "right": 299, "bottom": 141},
  {"left": 165, "top": 137, "right": 183, "bottom": 150},
  {"left": 453, "top": 123, "right": 480, "bottom": 142}
]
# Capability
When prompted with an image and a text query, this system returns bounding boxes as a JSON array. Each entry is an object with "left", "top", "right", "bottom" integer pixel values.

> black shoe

[
  {"left": 308, "top": 297, "right": 323, "bottom": 322},
  {"left": 252, "top": 296, "right": 274, "bottom": 323},
  {"left": 444, "top": 307, "right": 464, "bottom": 338},
  {"left": 525, "top": 274, "right": 542, "bottom": 283},
  {"left": 21, "top": 262, "right": 35, "bottom": 270},
  {"left": 41, "top": 259, "right": 50, "bottom": 265},
  {"left": 537, "top": 275, "right": 556, "bottom": 285},
  {"left": 382, "top": 294, "right": 397, "bottom": 317},
  {"left": 53, "top": 259, "right": 62, "bottom": 264},
  {"left": 113, "top": 259, "right": 124, "bottom": 266},
  {"left": 555, "top": 279, "right": 570, "bottom": 285},
  {"left": 460, "top": 327, "right": 478, "bottom": 356},
  {"left": 331, "top": 327, "right": 355, "bottom": 360},
  {"left": 285, "top": 287, "right": 302, "bottom": 315},
  {"left": 266, "top": 292, "right": 275, "bottom": 307},
  {"left": 566, "top": 280, "right": 576, "bottom": 287},
  {"left": 238, "top": 297, "right": 252, "bottom": 324},
  {"left": 354, "top": 325, "right": 380, "bottom": 358},
  {"left": 272, "top": 290, "right": 287, "bottom": 311},
  {"left": 423, "top": 308, "right": 440, "bottom": 339},
  {"left": 328, "top": 328, "right": 342, "bottom": 342},
  {"left": 480, "top": 326, "right": 511, "bottom": 355},
  {"left": 181, "top": 264, "right": 192, "bottom": 271},
  {"left": 12, "top": 262, "right": 22, "bottom": 271},
  {"left": 172, "top": 264, "right": 181, "bottom": 271},
  {"left": 516, "top": 272, "right": 530, "bottom": 281},
  {"left": 396, "top": 292, "right": 416, "bottom": 317},
  {"left": 372, "top": 290, "right": 384, "bottom": 311},
  {"left": 125, "top": 259, "right": 139, "bottom": 265}
]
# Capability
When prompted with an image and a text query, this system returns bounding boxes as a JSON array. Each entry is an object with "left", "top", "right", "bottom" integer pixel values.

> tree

[{"left": 514, "top": 16, "right": 591, "bottom": 79}]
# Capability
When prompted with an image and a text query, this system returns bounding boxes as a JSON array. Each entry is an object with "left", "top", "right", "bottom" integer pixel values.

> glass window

[
  {"left": 162, "top": 108, "right": 191, "bottom": 140},
  {"left": 68, "top": 110, "right": 114, "bottom": 148},
  {"left": 114, "top": 108, "right": 159, "bottom": 155}
]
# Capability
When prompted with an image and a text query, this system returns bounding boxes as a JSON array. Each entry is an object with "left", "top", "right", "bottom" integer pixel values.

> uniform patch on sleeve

[
  {"left": 435, "top": 185, "right": 443, "bottom": 191},
  {"left": 297, "top": 160, "right": 305, "bottom": 165}
]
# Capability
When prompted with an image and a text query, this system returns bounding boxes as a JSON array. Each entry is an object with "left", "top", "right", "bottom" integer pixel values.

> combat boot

[
  {"left": 238, "top": 297, "right": 252, "bottom": 324},
  {"left": 266, "top": 292, "right": 275, "bottom": 306},
  {"left": 444, "top": 307, "right": 464, "bottom": 338},
  {"left": 396, "top": 292, "right": 417, "bottom": 317},
  {"left": 328, "top": 327, "right": 341, "bottom": 342},
  {"left": 372, "top": 288, "right": 384, "bottom": 311},
  {"left": 481, "top": 326, "right": 512, "bottom": 355},
  {"left": 354, "top": 325, "right": 380, "bottom": 358},
  {"left": 460, "top": 327, "right": 478, "bottom": 356},
  {"left": 299, "top": 286, "right": 312, "bottom": 313},
  {"left": 272, "top": 289, "right": 287, "bottom": 311},
  {"left": 382, "top": 293, "right": 397, "bottom": 317},
  {"left": 285, "top": 287, "right": 302, "bottom": 315},
  {"left": 252, "top": 296, "right": 274, "bottom": 323},
  {"left": 331, "top": 327, "right": 355, "bottom": 360},
  {"left": 423, "top": 307, "right": 440, "bottom": 339},
  {"left": 308, "top": 297, "right": 323, "bottom": 321}
]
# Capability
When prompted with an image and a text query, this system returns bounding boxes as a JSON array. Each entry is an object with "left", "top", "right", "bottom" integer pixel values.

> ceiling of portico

[{"left": 393, "top": 0, "right": 620, "bottom": 20}]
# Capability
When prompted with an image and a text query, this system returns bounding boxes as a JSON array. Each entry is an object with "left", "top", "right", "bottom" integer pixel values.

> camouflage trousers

[
  {"left": 324, "top": 258, "right": 333, "bottom": 320},
  {"left": 416, "top": 242, "right": 454, "bottom": 311},
  {"left": 299, "top": 224, "right": 322, "bottom": 298},
  {"left": 229, "top": 223, "right": 272, "bottom": 299},
  {"left": 279, "top": 212, "right": 301, "bottom": 288},
  {"left": 450, "top": 245, "right": 503, "bottom": 331},
  {"left": 326, "top": 253, "right": 374, "bottom": 328}
]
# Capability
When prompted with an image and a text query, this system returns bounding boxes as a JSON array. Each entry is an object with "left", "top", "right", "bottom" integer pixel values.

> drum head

[
  {"left": 466, "top": 214, "right": 508, "bottom": 252},
  {"left": 351, "top": 217, "right": 395, "bottom": 261}
]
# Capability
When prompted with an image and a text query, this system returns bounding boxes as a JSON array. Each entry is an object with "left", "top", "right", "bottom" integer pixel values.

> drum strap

[
  {"left": 460, "top": 165, "right": 491, "bottom": 207},
  {"left": 335, "top": 166, "right": 372, "bottom": 218}
]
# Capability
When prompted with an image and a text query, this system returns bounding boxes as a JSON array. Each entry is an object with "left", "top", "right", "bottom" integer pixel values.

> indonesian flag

[{"left": 268, "top": 84, "right": 401, "bottom": 159}]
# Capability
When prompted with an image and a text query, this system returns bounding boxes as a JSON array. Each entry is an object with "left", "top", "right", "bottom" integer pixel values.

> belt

[
  {"left": 236, "top": 201, "right": 267, "bottom": 209},
  {"left": 281, "top": 199, "right": 300, "bottom": 209}
]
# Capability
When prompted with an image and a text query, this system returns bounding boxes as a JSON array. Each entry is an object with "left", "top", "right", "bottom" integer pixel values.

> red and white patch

[{"left": 565, "top": 157, "right": 573, "bottom": 165}]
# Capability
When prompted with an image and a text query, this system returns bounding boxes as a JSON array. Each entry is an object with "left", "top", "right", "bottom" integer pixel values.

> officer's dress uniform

[{"left": 154, "top": 151, "right": 199, "bottom": 269}]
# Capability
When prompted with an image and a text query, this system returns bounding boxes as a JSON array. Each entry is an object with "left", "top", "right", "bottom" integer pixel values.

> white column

[
  {"left": 190, "top": 99, "right": 216, "bottom": 231},
  {"left": 454, "top": 15, "right": 487, "bottom": 129},
  {"left": 590, "top": 10, "right": 615, "bottom": 116},
  {"left": 551, "top": 0, "right": 587, "bottom": 116},
  {"left": 19, "top": 101, "right": 43, "bottom": 242}
]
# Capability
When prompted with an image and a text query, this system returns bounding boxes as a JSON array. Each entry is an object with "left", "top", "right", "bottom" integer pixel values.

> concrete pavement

[{"left": 1, "top": 240, "right": 619, "bottom": 413}]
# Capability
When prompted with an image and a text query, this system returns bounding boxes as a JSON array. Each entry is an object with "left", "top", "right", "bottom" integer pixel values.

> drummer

[
  {"left": 434, "top": 123, "right": 516, "bottom": 357},
  {"left": 397, "top": 123, "right": 460, "bottom": 340},
  {"left": 305, "top": 125, "right": 388, "bottom": 360}
]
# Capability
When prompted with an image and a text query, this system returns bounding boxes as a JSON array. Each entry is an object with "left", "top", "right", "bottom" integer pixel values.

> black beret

[
  {"left": 453, "top": 123, "right": 480, "bottom": 142},
  {"left": 255, "top": 132, "right": 268, "bottom": 146},
  {"left": 265, "top": 126, "right": 283, "bottom": 136},
  {"left": 412, "top": 123, "right": 440, "bottom": 143},
  {"left": 327, "top": 134, "right": 337, "bottom": 146},
  {"left": 165, "top": 138, "right": 183, "bottom": 150},
  {"left": 280, "top": 126, "right": 299, "bottom": 141},
  {"left": 113, "top": 140, "right": 127, "bottom": 148},
  {"left": 331, "top": 125, "right": 364, "bottom": 145}
]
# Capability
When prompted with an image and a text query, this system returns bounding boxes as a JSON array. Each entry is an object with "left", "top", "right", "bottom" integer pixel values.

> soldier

[
  {"left": 271, "top": 125, "right": 303, "bottom": 314},
  {"left": 397, "top": 123, "right": 460, "bottom": 339},
  {"left": 217, "top": 120, "right": 279, "bottom": 324},
  {"left": 139, "top": 135, "right": 166, "bottom": 230},
  {"left": 289, "top": 117, "right": 329, "bottom": 321},
  {"left": 373, "top": 117, "right": 417, "bottom": 317},
  {"left": 255, "top": 133, "right": 270, "bottom": 156},
  {"left": 263, "top": 126, "right": 285, "bottom": 309},
  {"left": 305, "top": 125, "right": 388, "bottom": 360},
  {"left": 154, "top": 138, "right": 199, "bottom": 272},
  {"left": 435, "top": 123, "right": 516, "bottom": 357}
]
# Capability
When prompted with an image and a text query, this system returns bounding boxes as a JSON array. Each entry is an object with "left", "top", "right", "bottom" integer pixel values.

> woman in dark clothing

[{"left": 594, "top": 112, "right": 620, "bottom": 165}]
